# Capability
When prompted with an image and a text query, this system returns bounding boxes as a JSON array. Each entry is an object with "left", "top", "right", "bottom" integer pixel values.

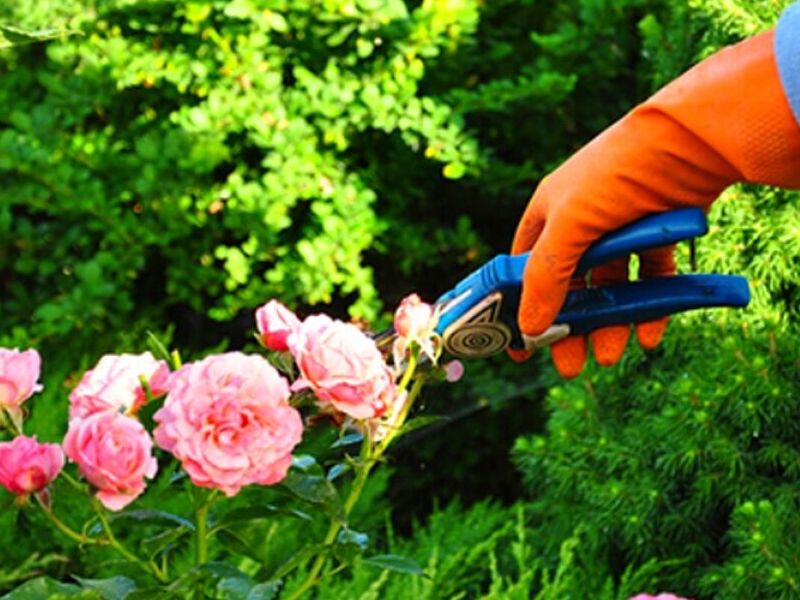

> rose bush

[{"left": 0, "top": 294, "right": 460, "bottom": 597}]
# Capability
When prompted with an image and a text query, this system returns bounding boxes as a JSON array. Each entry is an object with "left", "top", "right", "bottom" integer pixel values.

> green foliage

[
  {"left": 701, "top": 497, "right": 800, "bottom": 598},
  {"left": 0, "top": 25, "right": 77, "bottom": 49},
  {"left": 0, "top": 0, "right": 483, "bottom": 357},
  {"left": 0, "top": 0, "right": 662, "bottom": 364},
  {"left": 302, "top": 501, "right": 680, "bottom": 599},
  {"left": 512, "top": 3, "right": 800, "bottom": 597},
  {"left": 0, "top": 425, "right": 395, "bottom": 597}
]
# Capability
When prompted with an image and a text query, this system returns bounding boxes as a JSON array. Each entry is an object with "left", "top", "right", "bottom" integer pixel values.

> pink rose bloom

[
  {"left": 0, "top": 348, "right": 43, "bottom": 425},
  {"left": 0, "top": 436, "right": 64, "bottom": 496},
  {"left": 288, "top": 315, "right": 396, "bottom": 420},
  {"left": 394, "top": 294, "right": 436, "bottom": 340},
  {"left": 256, "top": 300, "right": 301, "bottom": 352},
  {"left": 153, "top": 352, "right": 303, "bottom": 496},
  {"left": 628, "top": 595, "right": 692, "bottom": 600},
  {"left": 392, "top": 295, "right": 439, "bottom": 365},
  {"left": 69, "top": 352, "right": 170, "bottom": 420},
  {"left": 63, "top": 412, "right": 157, "bottom": 511}
]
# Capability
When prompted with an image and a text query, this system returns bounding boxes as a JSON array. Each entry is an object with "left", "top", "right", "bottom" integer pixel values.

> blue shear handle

[
  {"left": 498, "top": 207, "right": 709, "bottom": 280},
  {"left": 575, "top": 207, "right": 708, "bottom": 275},
  {"left": 556, "top": 274, "right": 750, "bottom": 335}
]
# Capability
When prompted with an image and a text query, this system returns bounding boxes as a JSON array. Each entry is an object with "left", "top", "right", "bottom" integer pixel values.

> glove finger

[
  {"left": 549, "top": 274, "right": 589, "bottom": 377},
  {"left": 635, "top": 245, "right": 677, "bottom": 350},
  {"left": 507, "top": 347, "right": 532, "bottom": 363},
  {"left": 589, "top": 257, "right": 631, "bottom": 366},
  {"left": 551, "top": 335, "right": 588, "bottom": 379},
  {"left": 639, "top": 244, "right": 676, "bottom": 278},
  {"left": 636, "top": 318, "right": 669, "bottom": 350}
]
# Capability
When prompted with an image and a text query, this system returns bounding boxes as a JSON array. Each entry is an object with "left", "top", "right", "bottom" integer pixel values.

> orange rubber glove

[{"left": 510, "top": 30, "right": 800, "bottom": 378}]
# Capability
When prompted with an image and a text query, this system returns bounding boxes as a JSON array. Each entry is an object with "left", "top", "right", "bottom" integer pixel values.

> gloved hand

[{"left": 510, "top": 30, "right": 800, "bottom": 378}]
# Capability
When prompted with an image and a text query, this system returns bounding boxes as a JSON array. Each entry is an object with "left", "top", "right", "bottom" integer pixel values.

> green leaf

[
  {"left": 124, "top": 590, "right": 182, "bottom": 600},
  {"left": 442, "top": 162, "right": 467, "bottom": 180},
  {"left": 0, "top": 577, "right": 81, "bottom": 599},
  {"left": 363, "top": 554, "right": 425, "bottom": 576},
  {"left": 327, "top": 462, "right": 350, "bottom": 482},
  {"left": 216, "top": 576, "right": 281, "bottom": 600},
  {"left": 290, "top": 454, "right": 319, "bottom": 472},
  {"left": 334, "top": 528, "right": 369, "bottom": 563},
  {"left": 271, "top": 544, "right": 329, "bottom": 579},
  {"left": 281, "top": 471, "right": 344, "bottom": 521},
  {"left": 185, "top": 3, "right": 212, "bottom": 23},
  {"left": 247, "top": 582, "right": 281, "bottom": 600},
  {"left": 146, "top": 331, "right": 173, "bottom": 364},
  {"left": 142, "top": 527, "right": 193, "bottom": 559},
  {"left": 111, "top": 509, "right": 196, "bottom": 531},
  {"left": 330, "top": 432, "right": 363, "bottom": 449},
  {"left": 327, "top": 23, "right": 356, "bottom": 46},
  {"left": 0, "top": 25, "right": 77, "bottom": 49},
  {"left": 217, "top": 505, "right": 312, "bottom": 528},
  {"left": 197, "top": 561, "right": 250, "bottom": 581},
  {"left": 217, "top": 576, "right": 251, "bottom": 600},
  {"left": 73, "top": 576, "right": 137, "bottom": 600}
]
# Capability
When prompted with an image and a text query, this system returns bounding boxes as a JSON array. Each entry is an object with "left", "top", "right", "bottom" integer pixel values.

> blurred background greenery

[{"left": 2, "top": 0, "right": 800, "bottom": 598}]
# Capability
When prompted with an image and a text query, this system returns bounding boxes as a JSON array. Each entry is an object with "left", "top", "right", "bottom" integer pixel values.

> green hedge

[{"left": 0, "top": 0, "right": 657, "bottom": 362}]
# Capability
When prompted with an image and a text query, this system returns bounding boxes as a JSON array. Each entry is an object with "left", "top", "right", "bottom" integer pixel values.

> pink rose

[
  {"left": 153, "top": 352, "right": 303, "bottom": 496},
  {"left": 392, "top": 295, "right": 439, "bottom": 365},
  {"left": 288, "top": 315, "right": 396, "bottom": 420},
  {"left": 69, "top": 353, "right": 170, "bottom": 420},
  {"left": 0, "top": 436, "right": 64, "bottom": 496},
  {"left": 0, "top": 348, "right": 43, "bottom": 426},
  {"left": 256, "top": 300, "right": 301, "bottom": 352},
  {"left": 394, "top": 294, "right": 436, "bottom": 340},
  {"left": 63, "top": 412, "right": 157, "bottom": 511}
]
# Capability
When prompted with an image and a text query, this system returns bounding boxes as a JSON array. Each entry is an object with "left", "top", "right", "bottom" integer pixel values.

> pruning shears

[{"left": 379, "top": 207, "right": 750, "bottom": 359}]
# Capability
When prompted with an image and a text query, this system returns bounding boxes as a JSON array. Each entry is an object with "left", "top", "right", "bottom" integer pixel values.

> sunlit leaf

[
  {"left": 0, "top": 25, "right": 77, "bottom": 49},
  {"left": 363, "top": 554, "right": 425, "bottom": 576}
]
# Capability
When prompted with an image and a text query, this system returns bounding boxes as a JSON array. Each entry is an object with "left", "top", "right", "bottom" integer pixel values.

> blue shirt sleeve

[{"left": 776, "top": 2, "right": 800, "bottom": 125}]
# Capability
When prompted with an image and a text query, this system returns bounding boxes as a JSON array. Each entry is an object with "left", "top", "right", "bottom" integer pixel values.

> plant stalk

[
  {"left": 286, "top": 350, "right": 425, "bottom": 600},
  {"left": 196, "top": 498, "right": 211, "bottom": 565},
  {"left": 96, "top": 505, "right": 168, "bottom": 583},
  {"left": 37, "top": 496, "right": 101, "bottom": 546}
]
